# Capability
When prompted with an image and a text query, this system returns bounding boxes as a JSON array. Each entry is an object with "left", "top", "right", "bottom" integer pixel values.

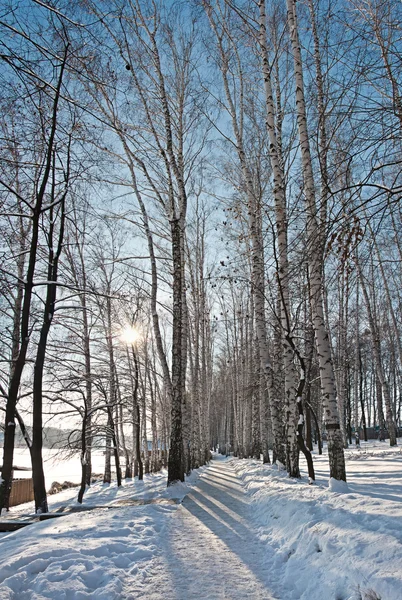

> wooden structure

[
  {"left": 9, "top": 477, "right": 34, "bottom": 507},
  {"left": 0, "top": 466, "right": 34, "bottom": 507},
  {"left": 0, "top": 519, "right": 35, "bottom": 532}
]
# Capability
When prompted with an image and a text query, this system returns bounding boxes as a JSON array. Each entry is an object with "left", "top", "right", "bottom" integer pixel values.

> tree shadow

[{"left": 161, "top": 464, "right": 279, "bottom": 599}]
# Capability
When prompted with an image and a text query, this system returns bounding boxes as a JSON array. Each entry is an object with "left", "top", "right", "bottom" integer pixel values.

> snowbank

[
  {"left": 0, "top": 466, "right": 208, "bottom": 599},
  {"left": 233, "top": 442, "right": 402, "bottom": 600},
  {"left": 0, "top": 443, "right": 401, "bottom": 599}
]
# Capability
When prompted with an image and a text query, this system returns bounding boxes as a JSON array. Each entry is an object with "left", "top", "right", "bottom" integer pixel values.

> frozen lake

[{"left": 11, "top": 448, "right": 108, "bottom": 491}]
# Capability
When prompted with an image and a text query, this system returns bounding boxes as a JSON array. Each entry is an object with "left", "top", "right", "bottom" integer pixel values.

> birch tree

[{"left": 286, "top": 0, "right": 346, "bottom": 481}]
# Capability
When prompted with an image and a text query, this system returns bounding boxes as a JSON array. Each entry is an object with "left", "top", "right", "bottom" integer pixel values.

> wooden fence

[{"left": 9, "top": 478, "right": 34, "bottom": 507}]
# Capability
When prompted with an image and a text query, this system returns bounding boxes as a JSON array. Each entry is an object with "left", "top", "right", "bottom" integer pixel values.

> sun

[{"left": 120, "top": 325, "right": 141, "bottom": 346}]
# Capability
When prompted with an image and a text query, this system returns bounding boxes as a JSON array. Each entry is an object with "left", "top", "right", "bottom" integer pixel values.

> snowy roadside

[
  {"left": 233, "top": 441, "right": 402, "bottom": 600},
  {"left": 0, "top": 466, "right": 209, "bottom": 599},
  {"left": 3, "top": 465, "right": 207, "bottom": 519},
  {"left": 0, "top": 443, "right": 401, "bottom": 599}
]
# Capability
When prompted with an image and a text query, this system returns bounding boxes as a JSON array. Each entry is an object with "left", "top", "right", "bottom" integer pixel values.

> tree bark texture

[{"left": 286, "top": 0, "right": 346, "bottom": 481}]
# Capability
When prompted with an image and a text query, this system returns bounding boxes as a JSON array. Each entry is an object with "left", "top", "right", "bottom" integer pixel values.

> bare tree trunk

[
  {"left": 252, "top": 342, "right": 262, "bottom": 460},
  {"left": 131, "top": 346, "right": 143, "bottom": 480},
  {"left": 286, "top": 0, "right": 346, "bottom": 481},
  {"left": 103, "top": 414, "right": 112, "bottom": 484},
  {"left": 78, "top": 405, "right": 89, "bottom": 504},
  {"left": 369, "top": 220, "right": 402, "bottom": 376},
  {"left": 108, "top": 405, "right": 122, "bottom": 487},
  {"left": 359, "top": 348, "right": 368, "bottom": 442},
  {"left": 271, "top": 293, "right": 286, "bottom": 466},
  {"left": 82, "top": 298, "right": 93, "bottom": 486},
  {"left": 115, "top": 368, "right": 131, "bottom": 479},
  {"left": 0, "top": 52, "right": 67, "bottom": 512},
  {"left": 354, "top": 280, "right": 360, "bottom": 439},
  {"left": 32, "top": 183, "right": 67, "bottom": 513},
  {"left": 65, "top": 206, "right": 94, "bottom": 488},
  {"left": 259, "top": 0, "right": 298, "bottom": 473},
  {"left": 188, "top": 328, "right": 200, "bottom": 469},
  {"left": 168, "top": 218, "right": 185, "bottom": 484},
  {"left": 207, "top": 0, "right": 281, "bottom": 464},
  {"left": 375, "top": 376, "right": 386, "bottom": 440},
  {"left": 336, "top": 269, "right": 349, "bottom": 448},
  {"left": 139, "top": 364, "right": 150, "bottom": 475},
  {"left": 148, "top": 356, "right": 159, "bottom": 472},
  {"left": 306, "top": 0, "right": 330, "bottom": 241},
  {"left": 355, "top": 259, "right": 397, "bottom": 445}
]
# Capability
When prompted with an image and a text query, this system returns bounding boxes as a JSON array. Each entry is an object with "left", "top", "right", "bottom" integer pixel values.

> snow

[
  {"left": 234, "top": 441, "right": 402, "bottom": 600},
  {"left": 0, "top": 441, "right": 401, "bottom": 599},
  {"left": 328, "top": 476, "right": 349, "bottom": 493},
  {"left": 8, "top": 449, "right": 111, "bottom": 490}
]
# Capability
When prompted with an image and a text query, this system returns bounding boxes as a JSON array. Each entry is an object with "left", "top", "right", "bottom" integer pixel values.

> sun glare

[{"left": 120, "top": 325, "right": 141, "bottom": 346}]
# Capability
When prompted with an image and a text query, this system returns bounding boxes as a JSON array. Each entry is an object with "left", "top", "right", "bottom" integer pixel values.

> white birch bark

[
  {"left": 258, "top": 0, "right": 298, "bottom": 474},
  {"left": 286, "top": 0, "right": 346, "bottom": 480},
  {"left": 148, "top": 351, "right": 159, "bottom": 472},
  {"left": 186, "top": 238, "right": 201, "bottom": 468},
  {"left": 206, "top": 2, "right": 282, "bottom": 463},
  {"left": 354, "top": 281, "right": 360, "bottom": 436},
  {"left": 336, "top": 269, "right": 349, "bottom": 448},
  {"left": 306, "top": 0, "right": 330, "bottom": 242}
]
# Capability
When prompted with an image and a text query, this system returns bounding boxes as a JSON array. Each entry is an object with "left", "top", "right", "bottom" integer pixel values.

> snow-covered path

[
  {"left": 2, "top": 446, "right": 402, "bottom": 599},
  {"left": 0, "top": 457, "right": 277, "bottom": 600},
  {"left": 140, "top": 457, "right": 277, "bottom": 599}
]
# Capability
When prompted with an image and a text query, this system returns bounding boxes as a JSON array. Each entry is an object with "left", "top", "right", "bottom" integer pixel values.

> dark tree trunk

[
  {"left": 103, "top": 414, "right": 112, "bottom": 484},
  {"left": 359, "top": 348, "right": 368, "bottom": 442},
  {"left": 106, "top": 406, "right": 122, "bottom": 487},
  {"left": 78, "top": 408, "right": 89, "bottom": 504},
  {"left": 132, "top": 347, "right": 143, "bottom": 481},
  {"left": 83, "top": 304, "right": 93, "bottom": 486},
  {"left": 0, "top": 49, "right": 67, "bottom": 513},
  {"left": 168, "top": 218, "right": 185, "bottom": 485},
  {"left": 305, "top": 401, "right": 313, "bottom": 451},
  {"left": 307, "top": 400, "right": 322, "bottom": 455},
  {"left": 32, "top": 189, "right": 66, "bottom": 513}
]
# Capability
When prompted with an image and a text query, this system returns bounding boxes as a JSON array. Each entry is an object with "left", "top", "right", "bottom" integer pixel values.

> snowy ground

[{"left": 0, "top": 440, "right": 401, "bottom": 599}]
